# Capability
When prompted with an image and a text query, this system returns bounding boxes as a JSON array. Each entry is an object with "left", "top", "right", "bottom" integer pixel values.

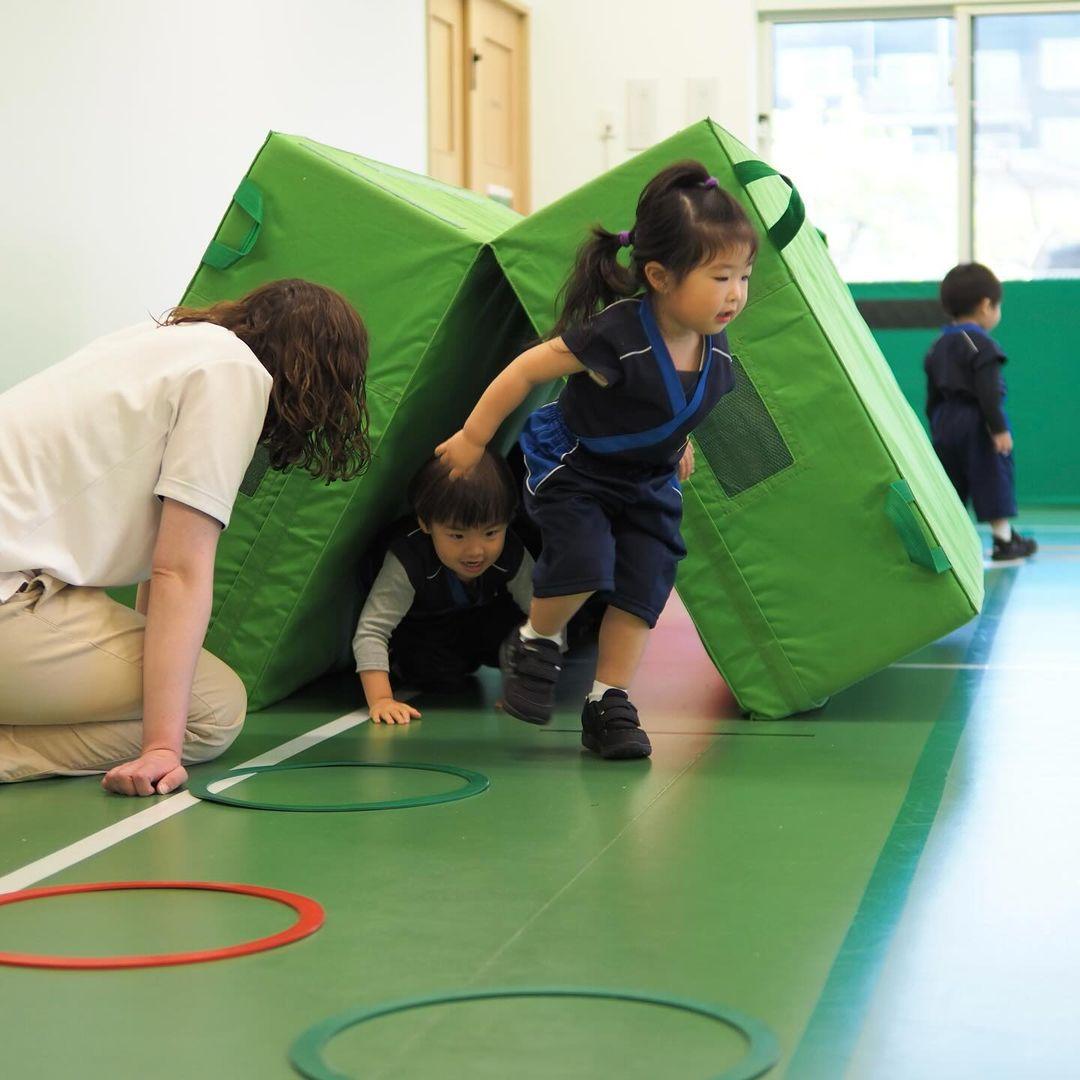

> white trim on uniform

[{"left": 524, "top": 439, "right": 580, "bottom": 497}]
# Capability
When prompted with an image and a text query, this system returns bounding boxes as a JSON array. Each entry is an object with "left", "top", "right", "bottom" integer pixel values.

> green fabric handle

[
  {"left": 885, "top": 480, "right": 952, "bottom": 574},
  {"left": 201, "top": 177, "right": 263, "bottom": 270},
  {"left": 732, "top": 159, "right": 805, "bottom": 251},
  {"left": 238, "top": 444, "right": 271, "bottom": 498}
]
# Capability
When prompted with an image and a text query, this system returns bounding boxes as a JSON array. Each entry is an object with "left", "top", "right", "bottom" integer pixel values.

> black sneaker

[
  {"left": 581, "top": 689, "right": 652, "bottom": 760},
  {"left": 499, "top": 631, "right": 562, "bottom": 725},
  {"left": 992, "top": 530, "right": 1038, "bottom": 561}
]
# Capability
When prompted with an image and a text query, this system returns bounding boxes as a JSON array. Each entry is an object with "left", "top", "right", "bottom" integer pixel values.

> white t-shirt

[{"left": 0, "top": 320, "right": 272, "bottom": 601}]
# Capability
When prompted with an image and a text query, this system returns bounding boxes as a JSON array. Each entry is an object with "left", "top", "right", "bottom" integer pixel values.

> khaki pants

[{"left": 0, "top": 575, "right": 246, "bottom": 782}]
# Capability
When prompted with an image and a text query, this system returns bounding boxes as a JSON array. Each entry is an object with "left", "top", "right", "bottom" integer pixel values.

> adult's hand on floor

[
  {"left": 102, "top": 748, "right": 188, "bottom": 796},
  {"left": 370, "top": 698, "right": 422, "bottom": 725}
]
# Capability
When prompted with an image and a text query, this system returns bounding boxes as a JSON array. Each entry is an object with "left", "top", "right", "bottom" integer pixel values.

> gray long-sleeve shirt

[{"left": 352, "top": 550, "right": 535, "bottom": 672}]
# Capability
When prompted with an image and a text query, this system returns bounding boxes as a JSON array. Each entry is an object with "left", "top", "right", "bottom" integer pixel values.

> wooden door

[
  {"left": 427, "top": 0, "right": 467, "bottom": 187},
  {"left": 427, "top": 0, "right": 530, "bottom": 211},
  {"left": 467, "top": 0, "right": 529, "bottom": 212}
]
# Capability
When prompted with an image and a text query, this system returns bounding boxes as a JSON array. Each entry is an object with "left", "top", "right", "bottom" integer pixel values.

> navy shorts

[
  {"left": 522, "top": 417, "right": 685, "bottom": 628},
  {"left": 931, "top": 401, "right": 1017, "bottom": 522},
  {"left": 390, "top": 593, "right": 524, "bottom": 689}
]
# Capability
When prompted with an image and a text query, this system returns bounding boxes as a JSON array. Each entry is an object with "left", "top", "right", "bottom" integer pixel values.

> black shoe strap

[{"left": 597, "top": 697, "right": 640, "bottom": 730}]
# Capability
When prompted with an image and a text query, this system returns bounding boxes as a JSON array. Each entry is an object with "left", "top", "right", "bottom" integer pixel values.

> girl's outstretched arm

[{"left": 436, "top": 339, "right": 585, "bottom": 478}]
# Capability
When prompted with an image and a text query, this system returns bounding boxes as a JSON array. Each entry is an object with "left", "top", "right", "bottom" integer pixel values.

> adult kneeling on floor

[{"left": 0, "top": 280, "right": 370, "bottom": 795}]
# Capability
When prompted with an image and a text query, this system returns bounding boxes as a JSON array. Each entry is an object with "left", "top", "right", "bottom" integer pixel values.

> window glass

[
  {"left": 771, "top": 18, "right": 957, "bottom": 282},
  {"left": 974, "top": 11, "right": 1080, "bottom": 278}
]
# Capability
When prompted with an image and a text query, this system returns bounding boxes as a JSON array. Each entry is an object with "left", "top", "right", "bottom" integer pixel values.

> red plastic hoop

[{"left": 0, "top": 880, "right": 324, "bottom": 970}]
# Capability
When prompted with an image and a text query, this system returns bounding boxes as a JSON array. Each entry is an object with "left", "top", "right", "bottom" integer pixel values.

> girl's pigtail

[{"left": 552, "top": 226, "right": 637, "bottom": 338}]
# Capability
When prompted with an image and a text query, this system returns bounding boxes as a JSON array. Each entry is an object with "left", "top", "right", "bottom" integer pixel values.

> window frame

[{"left": 758, "top": 2, "right": 1080, "bottom": 269}]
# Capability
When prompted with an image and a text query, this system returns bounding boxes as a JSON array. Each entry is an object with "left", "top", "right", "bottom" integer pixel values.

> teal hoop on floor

[
  {"left": 289, "top": 987, "right": 780, "bottom": 1079},
  {"left": 188, "top": 761, "right": 489, "bottom": 812}
]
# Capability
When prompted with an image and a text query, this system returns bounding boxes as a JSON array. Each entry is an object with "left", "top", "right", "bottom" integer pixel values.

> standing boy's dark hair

[
  {"left": 940, "top": 263, "right": 1003, "bottom": 319},
  {"left": 164, "top": 279, "right": 371, "bottom": 482},
  {"left": 409, "top": 450, "right": 518, "bottom": 529},
  {"left": 553, "top": 160, "right": 759, "bottom": 337}
]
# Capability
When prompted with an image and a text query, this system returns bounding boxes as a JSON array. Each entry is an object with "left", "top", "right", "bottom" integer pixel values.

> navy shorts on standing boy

[{"left": 520, "top": 297, "right": 734, "bottom": 627}]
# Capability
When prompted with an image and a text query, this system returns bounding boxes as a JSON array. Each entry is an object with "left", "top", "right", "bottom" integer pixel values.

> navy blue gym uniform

[
  {"left": 377, "top": 520, "right": 527, "bottom": 688},
  {"left": 520, "top": 296, "right": 735, "bottom": 628},
  {"left": 924, "top": 323, "right": 1016, "bottom": 521}
]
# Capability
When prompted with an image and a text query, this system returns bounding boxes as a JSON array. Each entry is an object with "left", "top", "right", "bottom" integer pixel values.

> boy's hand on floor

[
  {"left": 370, "top": 698, "right": 422, "bottom": 725},
  {"left": 992, "top": 431, "right": 1014, "bottom": 455}
]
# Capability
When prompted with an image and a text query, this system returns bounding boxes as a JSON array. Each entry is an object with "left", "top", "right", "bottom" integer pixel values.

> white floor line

[
  {"left": 892, "top": 661, "right": 1080, "bottom": 673},
  {"left": 989, "top": 523, "right": 1080, "bottom": 532},
  {"left": 0, "top": 708, "right": 370, "bottom": 895}
]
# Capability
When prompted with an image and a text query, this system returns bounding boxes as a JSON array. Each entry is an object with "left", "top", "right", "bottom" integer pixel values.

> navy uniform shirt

[
  {"left": 924, "top": 323, "right": 1008, "bottom": 434},
  {"left": 558, "top": 296, "right": 735, "bottom": 469}
]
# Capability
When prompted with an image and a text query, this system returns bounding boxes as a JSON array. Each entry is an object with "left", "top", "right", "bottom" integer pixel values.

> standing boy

[{"left": 925, "top": 263, "right": 1037, "bottom": 561}]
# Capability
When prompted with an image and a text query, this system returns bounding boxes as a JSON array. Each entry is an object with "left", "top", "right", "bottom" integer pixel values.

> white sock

[
  {"left": 520, "top": 619, "right": 561, "bottom": 645},
  {"left": 991, "top": 522, "right": 1013, "bottom": 542},
  {"left": 587, "top": 680, "right": 624, "bottom": 703}
]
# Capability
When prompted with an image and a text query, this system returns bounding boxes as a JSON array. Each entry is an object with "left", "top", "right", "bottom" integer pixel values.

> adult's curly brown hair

[{"left": 164, "top": 279, "right": 370, "bottom": 482}]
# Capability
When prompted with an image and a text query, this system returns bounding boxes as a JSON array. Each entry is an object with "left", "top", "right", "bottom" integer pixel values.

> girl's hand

[
  {"left": 435, "top": 430, "right": 486, "bottom": 479},
  {"left": 370, "top": 698, "right": 422, "bottom": 725},
  {"left": 992, "top": 430, "right": 1014, "bottom": 456},
  {"left": 678, "top": 441, "right": 695, "bottom": 482}
]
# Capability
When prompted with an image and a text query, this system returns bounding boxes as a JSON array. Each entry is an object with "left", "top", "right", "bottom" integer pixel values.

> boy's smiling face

[{"left": 421, "top": 520, "right": 508, "bottom": 580}]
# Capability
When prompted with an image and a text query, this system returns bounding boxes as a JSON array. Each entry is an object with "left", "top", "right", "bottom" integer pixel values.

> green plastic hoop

[
  {"left": 289, "top": 987, "right": 780, "bottom": 1079},
  {"left": 188, "top": 760, "right": 489, "bottom": 812}
]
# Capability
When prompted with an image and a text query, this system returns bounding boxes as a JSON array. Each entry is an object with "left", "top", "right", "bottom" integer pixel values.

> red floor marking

[{"left": 0, "top": 880, "right": 324, "bottom": 970}]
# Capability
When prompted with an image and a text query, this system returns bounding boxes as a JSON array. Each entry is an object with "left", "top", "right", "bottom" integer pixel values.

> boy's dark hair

[
  {"left": 940, "top": 263, "right": 1002, "bottom": 319},
  {"left": 408, "top": 451, "right": 518, "bottom": 529},
  {"left": 554, "top": 160, "right": 759, "bottom": 336},
  {"left": 164, "top": 279, "right": 370, "bottom": 482}
]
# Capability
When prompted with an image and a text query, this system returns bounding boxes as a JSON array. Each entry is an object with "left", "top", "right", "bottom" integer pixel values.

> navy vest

[{"left": 387, "top": 519, "right": 526, "bottom": 623}]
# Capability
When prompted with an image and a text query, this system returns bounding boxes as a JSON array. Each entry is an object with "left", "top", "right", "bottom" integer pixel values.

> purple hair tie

[
  {"left": 617, "top": 230, "right": 633, "bottom": 248},
  {"left": 702, "top": 176, "right": 719, "bottom": 189}
]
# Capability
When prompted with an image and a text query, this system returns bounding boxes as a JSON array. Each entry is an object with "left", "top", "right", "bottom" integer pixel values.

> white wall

[
  {"left": 528, "top": 0, "right": 759, "bottom": 209},
  {"left": 0, "top": 0, "right": 426, "bottom": 392}
]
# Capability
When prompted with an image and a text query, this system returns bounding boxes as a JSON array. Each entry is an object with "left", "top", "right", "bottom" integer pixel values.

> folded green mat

[
  {"left": 490, "top": 120, "right": 982, "bottom": 717},
  {"left": 182, "top": 135, "right": 539, "bottom": 708},
  {"left": 186, "top": 121, "right": 981, "bottom": 716}
]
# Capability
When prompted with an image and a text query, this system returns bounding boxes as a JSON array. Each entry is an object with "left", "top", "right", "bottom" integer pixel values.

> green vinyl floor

[{"left": 1, "top": 510, "right": 1078, "bottom": 1079}]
